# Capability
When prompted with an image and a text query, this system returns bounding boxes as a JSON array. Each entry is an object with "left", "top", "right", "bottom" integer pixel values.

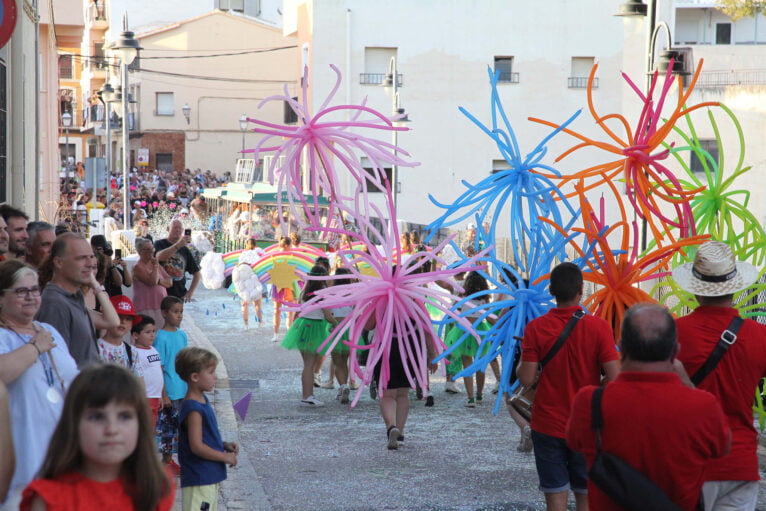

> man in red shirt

[
  {"left": 673, "top": 241, "right": 766, "bottom": 511},
  {"left": 519, "top": 262, "right": 620, "bottom": 511},
  {"left": 567, "top": 303, "right": 731, "bottom": 510}
]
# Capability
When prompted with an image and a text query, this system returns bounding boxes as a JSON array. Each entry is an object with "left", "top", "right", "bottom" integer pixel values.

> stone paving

[{"left": 177, "top": 287, "right": 766, "bottom": 511}]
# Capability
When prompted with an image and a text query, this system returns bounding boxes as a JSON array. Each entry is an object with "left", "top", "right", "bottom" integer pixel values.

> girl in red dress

[{"left": 21, "top": 365, "right": 175, "bottom": 511}]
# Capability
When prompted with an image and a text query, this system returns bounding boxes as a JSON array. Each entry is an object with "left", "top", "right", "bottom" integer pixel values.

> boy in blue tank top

[{"left": 175, "top": 347, "right": 238, "bottom": 511}]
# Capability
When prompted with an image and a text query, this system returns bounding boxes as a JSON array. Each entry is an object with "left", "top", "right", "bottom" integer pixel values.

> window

[
  {"left": 361, "top": 157, "right": 392, "bottom": 193},
  {"left": 491, "top": 159, "right": 510, "bottom": 174},
  {"left": 284, "top": 97, "right": 298, "bottom": 124},
  {"left": 216, "top": 0, "right": 244, "bottom": 12},
  {"left": 59, "top": 55, "right": 73, "bottom": 79},
  {"left": 93, "top": 43, "right": 107, "bottom": 70},
  {"left": 155, "top": 92, "right": 173, "bottom": 116},
  {"left": 690, "top": 139, "right": 719, "bottom": 175},
  {"left": 156, "top": 153, "right": 173, "bottom": 171},
  {"left": 716, "top": 23, "right": 732, "bottom": 45},
  {"left": 59, "top": 88, "right": 75, "bottom": 121},
  {"left": 361, "top": 47, "right": 399, "bottom": 86},
  {"left": 494, "top": 56, "right": 518, "bottom": 83},
  {"left": 569, "top": 57, "right": 597, "bottom": 89}
]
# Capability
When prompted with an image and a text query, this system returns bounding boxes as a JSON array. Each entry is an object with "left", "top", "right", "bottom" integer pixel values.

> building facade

[{"left": 282, "top": 0, "right": 766, "bottom": 236}]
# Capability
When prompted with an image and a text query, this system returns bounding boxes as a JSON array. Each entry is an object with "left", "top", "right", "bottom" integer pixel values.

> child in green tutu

[{"left": 281, "top": 265, "right": 338, "bottom": 407}]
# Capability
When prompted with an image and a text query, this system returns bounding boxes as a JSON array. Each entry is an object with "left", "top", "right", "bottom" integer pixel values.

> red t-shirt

[
  {"left": 566, "top": 372, "right": 730, "bottom": 511},
  {"left": 521, "top": 306, "right": 619, "bottom": 438},
  {"left": 676, "top": 306, "right": 766, "bottom": 481},
  {"left": 21, "top": 471, "right": 175, "bottom": 511}
]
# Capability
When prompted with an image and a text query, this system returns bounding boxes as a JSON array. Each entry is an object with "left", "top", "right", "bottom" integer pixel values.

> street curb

[{"left": 184, "top": 314, "right": 273, "bottom": 511}]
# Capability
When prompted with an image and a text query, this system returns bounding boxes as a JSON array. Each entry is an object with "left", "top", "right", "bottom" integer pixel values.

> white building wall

[
  {"left": 288, "top": 0, "right": 625, "bottom": 236},
  {"left": 283, "top": 0, "right": 766, "bottom": 241}
]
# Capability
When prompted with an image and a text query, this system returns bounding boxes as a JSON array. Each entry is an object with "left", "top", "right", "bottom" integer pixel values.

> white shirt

[
  {"left": 133, "top": 345, "right": 164, "bottom": 398},
  {"left": 0, "top": 323, "right": 79, "bottom": 500}
]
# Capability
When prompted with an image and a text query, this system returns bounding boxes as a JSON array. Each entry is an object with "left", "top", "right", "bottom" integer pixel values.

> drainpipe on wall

[{"left": 34, "top": 0, "right": 40, "bottom": 220}]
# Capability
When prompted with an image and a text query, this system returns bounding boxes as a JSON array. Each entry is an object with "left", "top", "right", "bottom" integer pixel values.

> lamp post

[
  {"left": 616, "top": 0, "right": 689, "bottom": 251},
  {"left": 97, "top": 81, "right": 114, "bottom": 209},
  {"left": 61, "top": 110, "right": 72, "bottom": 196},
  {"left": 182, "top": 103, "right": 191, "bottom": 125},
  {"left": 239, "top": 114, "right": 247, "bottom": 154},
  {"left": 110, "top": 13, "right": 142, "bottom": 229},
  {"left": 382, "top": 57, "right": 409, "bottom": 227}
]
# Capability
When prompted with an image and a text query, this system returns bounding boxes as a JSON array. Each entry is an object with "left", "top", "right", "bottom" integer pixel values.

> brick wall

[{"left": 134, "top": 132, "right": 186, "bottom": 174}]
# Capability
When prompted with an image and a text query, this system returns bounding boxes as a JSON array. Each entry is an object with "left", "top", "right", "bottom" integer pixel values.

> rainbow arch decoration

[
  {"left": 249, "top": 250, "right": 317, "bottom": 285},
  {"left": 222, "top": 243, "right": 326, "bottom": 277}
]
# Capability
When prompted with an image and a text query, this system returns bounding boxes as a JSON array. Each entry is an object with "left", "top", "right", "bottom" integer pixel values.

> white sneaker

[
  {"left": 313, "top": 373, "right": 321, "bottom": 388},
  {"left": 492, "top": 382, "right": 500, "bottom": 394},
  {"left": 300, "top": 396, "right": 324, "bottom": 407},
  {"left": 339, "top": 386, "right": 350, "bottom": 404},
  {"left": 387, "top": 426, "right": 400, "bottom": 450},
  {"left": 445, "top": 381, "right": 461, "bottom": 394},
  {"left": 320, "top": 381, "right": 335, "bottom": 389},
  {"left": 272, "top": 333, "right": 279, "bottom": 342}
]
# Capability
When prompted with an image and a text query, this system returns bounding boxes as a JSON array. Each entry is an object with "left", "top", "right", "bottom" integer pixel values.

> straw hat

[{"left": 672, "top": 241, "right": 758, "bottom": 297}]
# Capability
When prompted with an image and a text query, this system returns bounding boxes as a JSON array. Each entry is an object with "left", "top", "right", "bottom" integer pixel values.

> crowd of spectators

[{"left": 58, "top": 167, "right": 231, "bottom": 235}]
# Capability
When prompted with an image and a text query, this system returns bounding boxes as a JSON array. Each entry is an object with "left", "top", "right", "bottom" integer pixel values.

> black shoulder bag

[
  {"left": 690, "top": 316, "right": 744, "bottom": 387},
  {"left": 508, "top": 309, "right": 585, "bottom": 421},
  {"left": 588, "top": 387, "right": 683, "bottom": 511}
]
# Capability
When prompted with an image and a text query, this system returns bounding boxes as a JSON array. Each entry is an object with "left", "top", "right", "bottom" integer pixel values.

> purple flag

[{"left": 233, "top": 392, "right": 251, "bottom": 421}]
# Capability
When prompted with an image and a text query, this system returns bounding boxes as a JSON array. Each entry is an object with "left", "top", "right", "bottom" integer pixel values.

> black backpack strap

[
  {"left": 690, "top": 317, "right": 744, "bottom": 387},
  {"left": 539, "top": 309, "right": 585, "bottom": 368},
  {"left": 123, "top": 342, "right": 134, "bottom": 366},
  {"left": 591, "top": 386, "right": 605, "bottom": 450}
]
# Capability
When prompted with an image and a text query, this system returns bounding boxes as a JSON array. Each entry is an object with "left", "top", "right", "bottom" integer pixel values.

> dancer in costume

[
  {"left": 434, "top": 270, "right": 466, "bottom": 394},
  {"left": 445, "top": 271, "right": 493, "bottom": 408},
  {"left": 280, "top": 265, "right": 338, "bottom": 407},
  {"left": 233, "top": 238, "right": 263, "bottom": 329},
  {"left": 271, "top": 236, "right": 295, "bottom": 342},
  {"left": 373, "top": 261, "right": 439, "bottom": 450},
  {"left": 328, "top": 268, "right": 357, "bottom": 404}
]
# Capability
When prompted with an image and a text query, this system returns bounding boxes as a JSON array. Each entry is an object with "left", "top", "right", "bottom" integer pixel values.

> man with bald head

[
  {"left": 154, "top": 219, "right": 200, "bottom": 302},
  {"left": 35, "top": 233, "right": 119, "bottom": 367},
  {"left": 567, "top": 303, "right": 730, "bottom": 510}
]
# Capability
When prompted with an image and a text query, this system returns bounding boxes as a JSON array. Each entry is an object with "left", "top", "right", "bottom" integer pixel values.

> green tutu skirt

[
  {"left": 439, "top": 325, "right": 463, "bottom": 376},
  {"left": 281, "top": 317, "right": 331, "bottom": 354},
  {"left": 445, "top": 320, "right": 492, "bottom": 358},
  {"left": 329, "top": 325, "right": 361, "bottom": 355}
]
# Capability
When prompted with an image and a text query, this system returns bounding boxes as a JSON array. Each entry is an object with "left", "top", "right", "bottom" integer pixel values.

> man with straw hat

[{"left": 673, "top": 240, "right": 766, "bottom": 511}]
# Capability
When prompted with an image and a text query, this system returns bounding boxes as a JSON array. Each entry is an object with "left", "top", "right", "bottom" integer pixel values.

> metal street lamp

[
  {"left": 110, "top": 12, "right": 142, "bottom": 229},
  {"left": 97, "top": 81, "right": 115, "bottom": 208},
  {"left": 617, "top": 0, "right": 690, "bottom": 251},
  {"left": 382, "top": 56, "right": 409, "bottom": 227},
  {"left": 614, "top": 0, "right": 648, "bottom": 17},
  {"left": 239, "top": 114, "right": 247, "bottom": 154},
  {"left": 182, "top": 103, "right": 191, "bottom": 125},
  {"left": 62, "top": 110, "right": 73, "bottom": 195}
]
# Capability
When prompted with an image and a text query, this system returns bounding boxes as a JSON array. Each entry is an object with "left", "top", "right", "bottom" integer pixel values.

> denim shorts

[{"left": 531, "top": 430, "right": 588, "bottom": 494}]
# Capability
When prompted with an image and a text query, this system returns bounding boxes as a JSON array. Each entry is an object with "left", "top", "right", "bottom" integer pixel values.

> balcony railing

[
  {"left": 359, "top": 73, "right": 403, "bottom": 86},
  {"left": 696, "top": 70, "right": 766, "bottom": 88},
  {"left": 497, "top": 72, "right": 519, "bottom": 84},
  {"left": 568, "top": 76, "right": 599, "bottom": 89},
  {"left": 86, "top": 2, "right": 107, "bottom": 24}
]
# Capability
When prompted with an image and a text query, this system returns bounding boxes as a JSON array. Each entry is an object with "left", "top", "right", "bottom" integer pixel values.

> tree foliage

[{"left": 716, "top": 0, "right": 766, "bottom": 21}]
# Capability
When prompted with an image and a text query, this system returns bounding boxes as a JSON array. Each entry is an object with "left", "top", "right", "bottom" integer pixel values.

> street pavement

[{"left": 181, "top": 287, "right": 766, "bottom": 511}]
